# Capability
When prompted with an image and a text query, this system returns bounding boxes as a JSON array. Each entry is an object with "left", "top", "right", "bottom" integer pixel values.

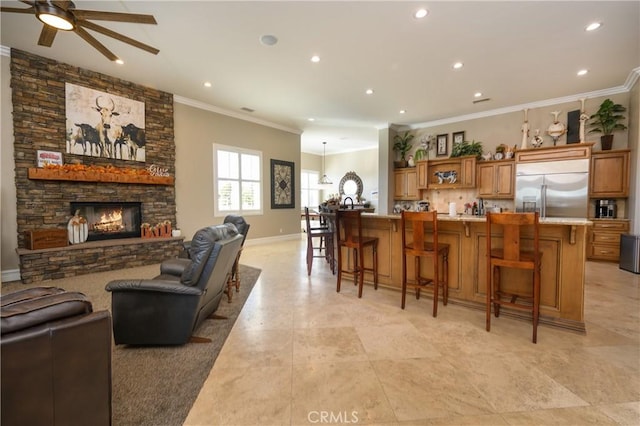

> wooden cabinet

[
  {"left": 426, "top": 156, "right": 476, "bottom": 189},
  {"left": 477, "top": 160, "right": 515, "bottom": 198},
  {"left": 394, "top": 168, "right": 419, "bottom": 200},
  {"left": 416, "top": 161, "right": 429, "bottom": 189},
  {"left": 587, "top": 219, "right": 629, "bottom": 262},
  {"left": 589, "top": 149, "right": 630, "bottom": 198}
]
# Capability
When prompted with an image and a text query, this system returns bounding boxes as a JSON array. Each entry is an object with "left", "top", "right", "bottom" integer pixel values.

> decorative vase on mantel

[{"left": 600, "top": 135, "right": 614, "bottom": 151}]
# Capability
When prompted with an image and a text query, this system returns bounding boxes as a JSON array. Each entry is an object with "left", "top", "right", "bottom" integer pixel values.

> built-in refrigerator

[{"left": 515, "top": 159, "right": 589, "bottom": 218}]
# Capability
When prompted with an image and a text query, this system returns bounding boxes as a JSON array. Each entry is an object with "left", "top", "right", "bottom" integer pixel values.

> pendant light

[{"left": 318, "top": 141, "right": 333, "bottom": 185}]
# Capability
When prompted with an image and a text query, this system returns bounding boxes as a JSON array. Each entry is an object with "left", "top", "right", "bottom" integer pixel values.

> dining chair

[{"left": 304, "top": 207, "right": 334, "bottom": 275}]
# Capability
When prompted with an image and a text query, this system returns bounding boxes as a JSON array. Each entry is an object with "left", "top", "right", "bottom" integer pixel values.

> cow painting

[{"left": 65, "top": 83, "right": 145, "bottom": 162}]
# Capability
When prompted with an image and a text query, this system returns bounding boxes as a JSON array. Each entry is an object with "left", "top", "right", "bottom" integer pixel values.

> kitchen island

[{"left": 341, "top": 212, "right": 591, "bottom": 332}]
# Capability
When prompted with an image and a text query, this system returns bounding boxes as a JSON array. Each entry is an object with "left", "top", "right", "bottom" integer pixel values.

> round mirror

[{"left": 339, "top": 171, "right": 363, "bottom": 201}]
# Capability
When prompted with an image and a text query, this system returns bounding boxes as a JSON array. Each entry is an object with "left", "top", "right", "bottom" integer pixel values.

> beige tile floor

[{"left": 185, "top": 237, "right": 640, "bottom": 426}]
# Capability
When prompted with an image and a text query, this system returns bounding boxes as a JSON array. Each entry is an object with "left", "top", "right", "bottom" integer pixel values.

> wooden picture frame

[
  {"left": 270, "top": 159, "right": 295, "bottom": 209},
  {"left": 436, "top": 134, "right": 448, "bottom": 157},
  {"left": 452, "top": 131, "right": 465, "bottom": 145}
]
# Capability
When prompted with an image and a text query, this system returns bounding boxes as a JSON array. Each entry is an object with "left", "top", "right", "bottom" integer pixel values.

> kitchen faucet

[{"left": 344, "top": 197, "right": 354, "bottom": 209}]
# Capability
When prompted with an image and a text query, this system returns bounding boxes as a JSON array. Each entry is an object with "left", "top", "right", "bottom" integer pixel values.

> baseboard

[
  {"left": 243, "top": 233, "right": 299, "bottom": 247},
  {"left": 1, "top": 269, "right": 21, "bottom": 283}
]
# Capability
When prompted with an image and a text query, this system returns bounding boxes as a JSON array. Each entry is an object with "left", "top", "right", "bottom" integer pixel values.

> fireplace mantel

[{"left": 28, "top": 168, "right": 174, "bottom": 185}]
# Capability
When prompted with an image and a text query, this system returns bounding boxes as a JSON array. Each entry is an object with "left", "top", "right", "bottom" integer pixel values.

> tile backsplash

[{"left": 394, "top": 189, "right": 515, "bottom": 215}]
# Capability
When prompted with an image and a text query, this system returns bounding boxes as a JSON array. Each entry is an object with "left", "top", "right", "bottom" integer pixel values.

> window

[
  {"left": 301, "top": 170, "right": 320, "bottom": 210},
  {"left": 213, "top": 144, "right": 262, "bottom": 216}
]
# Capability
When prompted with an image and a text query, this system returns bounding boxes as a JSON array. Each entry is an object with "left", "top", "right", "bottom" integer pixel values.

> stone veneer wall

[{"left": 10, "top": 49, "right": 178, "bottom": 281}]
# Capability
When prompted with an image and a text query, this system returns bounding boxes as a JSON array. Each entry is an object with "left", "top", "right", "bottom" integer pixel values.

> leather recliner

[
  {"left": 1, "top": 287, "right": 112, "bottom": 426},
  {"left": 105, "top": 223, "right": 243, "bottom": 345}
]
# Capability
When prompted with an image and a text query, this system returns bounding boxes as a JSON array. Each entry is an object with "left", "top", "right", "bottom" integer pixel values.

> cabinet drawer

[
  {"left": 592, "top": 221, "right": 629, "bottom": 231},
  {"left": 592, "top": 232, "right": 622, "bottom": 244},
  {"left": 589, "top": 243, "right": 620, "bottom": 259}
]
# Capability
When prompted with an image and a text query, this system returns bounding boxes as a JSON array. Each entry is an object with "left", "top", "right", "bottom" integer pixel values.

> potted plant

[
  {"left": 588, "top": 98, "right": 627, "bottom": 150},
  {"left": 450, "top": 139, "right": 483, "bottom": 158},
  {"left": 393, "top": 131, "right": 414, "bottom": 168}
]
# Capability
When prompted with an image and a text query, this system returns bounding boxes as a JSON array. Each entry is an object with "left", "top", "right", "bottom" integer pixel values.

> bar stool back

[
  {"left": 400, "top": 210, "right": 449, "bottom": 317},
  {"left": 304, "top": 207, "right": 334, "bottom": 276},
  {"left": 485, "top": 211, "right": 542, "bottom": 343},
  {"left": 335, "top": 209, "right": 378, "bottom": 298}
]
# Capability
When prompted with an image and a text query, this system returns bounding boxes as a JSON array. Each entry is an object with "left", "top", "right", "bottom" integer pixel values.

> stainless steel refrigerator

[{"left": 515, "top": 159, "right": 589, "bottom": 218}]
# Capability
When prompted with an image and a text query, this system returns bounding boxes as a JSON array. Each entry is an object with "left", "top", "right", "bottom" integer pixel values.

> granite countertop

[{"left": 362, "top": 212, "right": 592, "bottom": 226}]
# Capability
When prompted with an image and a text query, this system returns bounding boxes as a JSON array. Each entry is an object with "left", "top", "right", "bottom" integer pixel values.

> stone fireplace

[{"left": 70, "top": 202, "right": 142, "bottom": 241}]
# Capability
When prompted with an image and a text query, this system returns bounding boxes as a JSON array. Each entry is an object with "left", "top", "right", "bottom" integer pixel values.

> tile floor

[{"left": 185, "top": 237, "right": 640, "bottom": 425}]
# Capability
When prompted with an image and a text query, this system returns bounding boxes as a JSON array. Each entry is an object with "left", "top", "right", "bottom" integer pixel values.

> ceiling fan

[{"left": 0, "top": 0, "right": 159, "bottom": 61}]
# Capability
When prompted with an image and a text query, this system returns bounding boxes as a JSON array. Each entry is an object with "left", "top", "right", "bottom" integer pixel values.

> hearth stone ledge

[{"left": 16, "top": 237, "right": 185, "bottom": 284}]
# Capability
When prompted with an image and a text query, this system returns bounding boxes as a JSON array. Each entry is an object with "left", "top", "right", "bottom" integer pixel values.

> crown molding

[
  {"left": 174, "top": 95, "right": 302, "bottom": 135},
  {"left": 1, "top": 45, "right": 11, "bottom": 57},
  {"left": 624, "top": 67, "right": 640, "bottom": 91}
]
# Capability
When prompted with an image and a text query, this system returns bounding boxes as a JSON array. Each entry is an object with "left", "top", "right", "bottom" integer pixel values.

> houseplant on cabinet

[
  {"left": 393, "top": 131, "right": 414, "bottom": 168},
  {"left": 588, "top": 98, "right": 627, "bottom": 150}
]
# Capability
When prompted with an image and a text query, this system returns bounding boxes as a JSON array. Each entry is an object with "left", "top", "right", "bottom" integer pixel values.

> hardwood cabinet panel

[
  {"left": 587, "top": 219, "right": 629, "bottom": 262},
  {"left": 394, "top": 168, "right": 419, "bottom": 200},
  {"left": 589, "top": 150, "right": 630, "bottom": 198},
  {"left": 477, "top": 160, "right": 514, "bottom": 198}
]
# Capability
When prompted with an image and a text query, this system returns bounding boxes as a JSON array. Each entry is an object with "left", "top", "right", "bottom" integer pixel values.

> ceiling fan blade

[
  {"left": 18, "top": 0, "right": 35, "bottom": 6},
  {"left": 38, "top": 24, "right": 58, "bottom": 47},
  {"left": 78, "top": 20, "right": 159, "bottom": 55},
  {"left": 0, "top": 6, "right": 35, "bottom": 14},
  {"left": 74, "top": 26, "right": 118, "bottom": 61},
  {"left": 73, "top": 10, "right": 157, "bottom": 25},
  {"left": 51, "top": 1, "right": 73, "bottom": 11}
]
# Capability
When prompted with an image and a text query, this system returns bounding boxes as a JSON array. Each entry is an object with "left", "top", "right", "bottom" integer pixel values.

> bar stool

[
  {"left": 485, "top": 211, "right": 542, "bottom": 343},
  {"left": 400, "top": 210, "right": 449, "bottom": 317},
  {"left": 335, "top": 209, "right": 378, "bottom": 298},
  {"left": 304, "top": 207, "right": 334, "bottom": 275}
]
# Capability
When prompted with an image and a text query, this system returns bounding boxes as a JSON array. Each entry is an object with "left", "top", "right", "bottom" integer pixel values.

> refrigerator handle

[{"left": 540, "top": 184, "right": 547, "bottom": 218}]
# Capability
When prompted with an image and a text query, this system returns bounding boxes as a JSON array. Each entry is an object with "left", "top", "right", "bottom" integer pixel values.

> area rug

[{"left": 1, "top": 263, "right": 261, "bottom": 426}]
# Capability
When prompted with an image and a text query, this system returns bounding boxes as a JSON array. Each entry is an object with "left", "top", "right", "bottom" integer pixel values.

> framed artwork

[
  {"left": 452, "top": 131, "right": 465, "bottom": 145},
  {"left": 65, "top": 83, "right": 146, "bottom": 162},
  {"left": 270, "top": 159, "right": 295, "bottom": 209},
  {"left": 436, "top": 134, "right": 448, "bottom": 157}
]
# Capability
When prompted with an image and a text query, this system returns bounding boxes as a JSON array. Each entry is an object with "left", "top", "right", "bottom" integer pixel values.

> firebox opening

[{"left": 70, "top": 202, "right": 142, "bottom": 241}]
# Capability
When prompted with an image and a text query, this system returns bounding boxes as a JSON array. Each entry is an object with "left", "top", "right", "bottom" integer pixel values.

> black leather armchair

[
  {"left": 223, "top": 215, "right": 250, "bottom": 301},
  {"left": 1, "top": 287, "right": 112, "bottom": 426},
  {"left": 105, "top": 223, "right": 243, "bottom": 345}
]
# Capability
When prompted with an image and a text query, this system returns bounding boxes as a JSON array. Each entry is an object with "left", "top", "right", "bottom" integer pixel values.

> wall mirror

[{"left": 339, "top": 171, "right": 363, "bottom": 201}]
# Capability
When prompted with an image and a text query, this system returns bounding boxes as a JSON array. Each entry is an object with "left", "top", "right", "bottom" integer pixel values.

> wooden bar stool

[
  {"left": 485, "top": 211, "right": 542, "bottom": 343},
  {"left": 304, "top": 207, "right": 334, "bottom": 275},
  {"left": 400, "top": 210, "right": 449, "bottom": 317},
  {"left": 335, "top": 209, "right": 378, "bottom": 298}
]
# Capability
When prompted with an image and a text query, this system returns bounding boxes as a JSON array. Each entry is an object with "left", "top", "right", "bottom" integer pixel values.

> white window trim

[{"left": 213, "top": 143, "right": 263, "bottom": 216}]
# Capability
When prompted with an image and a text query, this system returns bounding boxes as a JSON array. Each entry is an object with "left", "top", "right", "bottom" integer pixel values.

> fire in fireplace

[{"left": 70, "top": 202, "right": 142, "bottom": 241}]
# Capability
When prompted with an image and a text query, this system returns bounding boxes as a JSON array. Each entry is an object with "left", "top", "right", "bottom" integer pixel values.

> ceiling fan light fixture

[{"left": 36, "top": 3, "right": 75, "bottom": 31}]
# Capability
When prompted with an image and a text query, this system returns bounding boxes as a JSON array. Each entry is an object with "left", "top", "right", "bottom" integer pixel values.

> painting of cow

[{"left": 65, "top": 83, "right": 145, "bottom": 162}]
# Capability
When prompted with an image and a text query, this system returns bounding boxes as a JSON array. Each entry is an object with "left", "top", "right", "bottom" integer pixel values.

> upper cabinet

[
  {"left": 394, "top": 168, "right": 419, "bottom": 200},
  {"left": 426, "top": 156, "right": 476, "bottom": 189},
  {"left": 477, "top": 160, "right": 515, "bottom": 199},
  {"left": 589, "top": 149, "right": 630, "bottom": 198}
]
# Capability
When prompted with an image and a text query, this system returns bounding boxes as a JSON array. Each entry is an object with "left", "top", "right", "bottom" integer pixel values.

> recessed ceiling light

[
  {"left": 204, "top": 81, "right": 212, "bottom": 88},
  {"left": 365, "top": 89, "right": 374, "bottom": 95},
  {"left": 585, "top": 22, "right": 602, "bottom": 31},
  {"left": 414, "top": 9, "right": 428, "bottom": 19},
  {"left": 115, "top": 59, "right": 124, "bottom": 65},
  {"left": 474, "top": 92, "right": 483, "bottom": 98},
  {"left": 308, "top": 118, "right": 315, "bottom": 122},
  {"left": 260, "top": 34, "right": 278, "bottom": 46},
  {"left": 577, "top": 69, "right": 588, "bottom": 76},
  {"left": 453, "top": 62, "right": 463, "bottom": 69},
  {"left": 311, "top": 55, "right": 320, "bottom": 63},
  {"left": 399, "top": 110, "right": 406, "bottom": 114}
]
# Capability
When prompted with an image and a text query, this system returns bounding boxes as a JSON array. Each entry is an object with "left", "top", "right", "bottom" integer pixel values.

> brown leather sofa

[{"left": 1, "top": 287, "right": 112, "bottom": 426}]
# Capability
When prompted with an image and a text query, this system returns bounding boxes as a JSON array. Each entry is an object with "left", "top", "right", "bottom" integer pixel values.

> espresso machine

[{"left": 595, "top": 199, "right": 617, "bottom": 218}]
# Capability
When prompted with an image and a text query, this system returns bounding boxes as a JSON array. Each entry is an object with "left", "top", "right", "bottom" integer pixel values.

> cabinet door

[
  {"left": 589, "top": 150, "right": 630, "bottom": 197},
  {"left": 495, "top": 162, "right": 514, "bottom": 197},
  {"left": 394, "top": 170, "right": 407, "bottom": 199},
  {"left": 406, "top": 169, "right": 419, "bottom": 199},
  {"left": 416, "top": 161, "right": 429, "bottom": 189},
  {"left": 460, "top": 157, "right": 476, "bottom": 187},
  {"left": 477, "top": 164, "right": 495, "bottom": 196}
]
